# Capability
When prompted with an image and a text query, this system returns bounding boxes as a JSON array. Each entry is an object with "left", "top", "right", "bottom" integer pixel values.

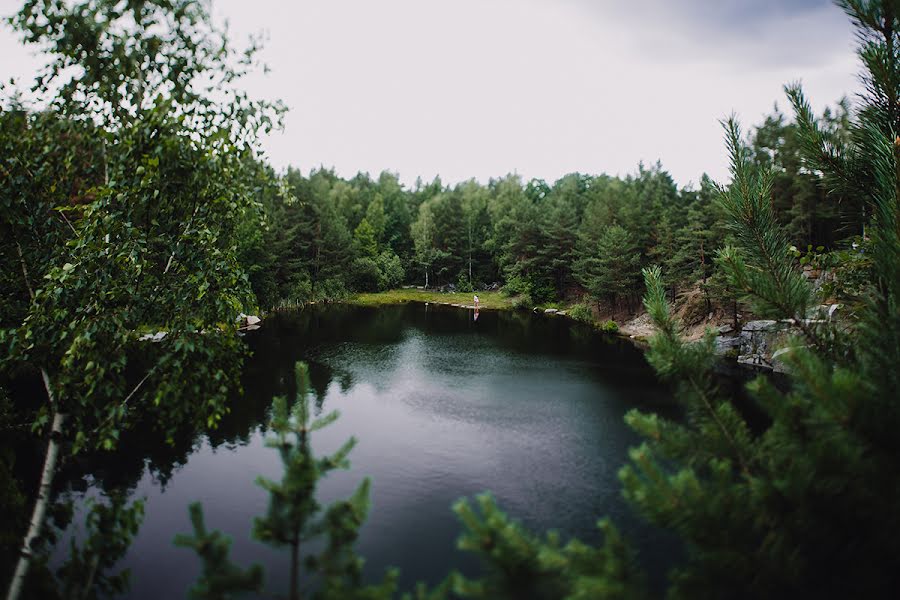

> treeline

[{"left": 242, "top": 101, "right": 861, "bottom": 314}]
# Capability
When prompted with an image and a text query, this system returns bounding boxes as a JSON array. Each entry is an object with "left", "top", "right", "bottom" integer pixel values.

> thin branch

[
  {"left": 57, "top": 209, "right": 78, "bottom": 236},
  {"left": 91, "top": 365, "right": 158, "bottom": 437},
  {"left": 163, "top": 202, "right": 200, "bottom": 276},
  {"left": 15, "top": 239, "right": 34, "bottom": 300},
  {"left": 687, "top": 375, "right": 753, "bottom": 477}
]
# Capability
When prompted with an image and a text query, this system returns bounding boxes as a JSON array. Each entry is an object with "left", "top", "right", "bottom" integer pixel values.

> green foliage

[
  {"left": 749, "top": 101, "right": 855, "bottom": 247},
  {"left": 504, "top": 274, "right": 555, "bottom": 305},
  {"left": 620, "top": 4, "right": 900, "bottom": 596},
  {"left": 57, "top": 494, "right": 146, "bottom": 600},
  {"left": 5, "top": 1, "right": 896, "bottom": 599},
  {"left": 173, "top": 503, "right": 264, "bottom": 600},
  {"left": 511, "top": 294, "right": 534, "bottom": 310},
  {"left": 375, "top": 251, "right": 406, "bottom": 291},
  {"left": 350, "top": 257, "right": 382, "bottom": 293},
  {"left": 447, "top": 494, "right": 646, "bottom": 599},
  {"left": 1, "top": 1, "right": 282, "bottom": 597},
  {"left": 568, "top": 304, "right": 593, "bottom": 323},
  {"left": 575, "top": 225, "right": 642, "bottom": 306},
  {"left": 715, "top": 119, "right": 816, "bottom": 325},
  {"left": 226, "top": 124, "right": 856, "bottom": 312},
  {"left": 598, "top": 320, "right": 619, "bottom": 333},
  {"left": 2, "top": 0, "right": 280, "bottom": 448},
  {"left": 179, "top": 363, "right": 397, "bottom": 600},
  {"left": 354, "top": 219, "right": 380, "bottom": 259}
]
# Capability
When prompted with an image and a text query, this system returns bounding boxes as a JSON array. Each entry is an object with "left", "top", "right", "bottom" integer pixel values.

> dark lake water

[{"left": 50, "top": 303, "right": 677, "bottom": 597}]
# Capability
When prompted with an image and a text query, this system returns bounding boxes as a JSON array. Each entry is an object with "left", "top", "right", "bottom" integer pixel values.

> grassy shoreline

[
  {"left": 345, "top": 289, "right": 656, "bottom": 341},
  {"left": 347, "top": 289, "right": 512, "bottom": 310}
]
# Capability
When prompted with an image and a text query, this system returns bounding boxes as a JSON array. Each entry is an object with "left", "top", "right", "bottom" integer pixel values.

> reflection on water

[{"left": 44, "top": 303, "right": 675, "bottom": 597}]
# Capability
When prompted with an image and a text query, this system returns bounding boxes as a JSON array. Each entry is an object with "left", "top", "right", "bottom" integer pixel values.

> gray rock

[
  {"left": 138, "top": 331, "right": 167, "bottom": 342},
  {"left": 770, "top": 346, "right": 798, "bottom": 373},
  {"left": 714, "top": 335, "right": 740, "bottom": 355},
  {"left": 741, "top": 320, "right": 779, "bottom": 332},
  {"left": 737, "top": 353, "right": 773, "bottom": 370},
  {"left": 805, "top": 304, "right": 841, "bottom": 320},
  {"left": 544, "top": 308, "right": 559, "bottom": 314}
]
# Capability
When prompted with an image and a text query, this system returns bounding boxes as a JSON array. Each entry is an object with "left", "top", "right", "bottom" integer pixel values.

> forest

[
  {"left": 236, "top": 98, "right": 857, "bottom": 318},
  {"left": 1, "top": 0, "right": 899, "bottom": 599}
]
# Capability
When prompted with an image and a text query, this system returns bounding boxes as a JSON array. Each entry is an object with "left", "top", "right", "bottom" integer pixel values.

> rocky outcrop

[
  {"left": 138, "top": 331, "right": 167, "bottom": 342},
  {"left": 237, "top": 313, "right": 262, "bottom": 331},
  {"left": 713, "top": 304, "right": 841, "bottom": 372}
]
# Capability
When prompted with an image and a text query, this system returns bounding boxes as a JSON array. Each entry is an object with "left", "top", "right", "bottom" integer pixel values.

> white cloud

[{"left": 1, "top": 0, "right": 861, "bottom": 188}]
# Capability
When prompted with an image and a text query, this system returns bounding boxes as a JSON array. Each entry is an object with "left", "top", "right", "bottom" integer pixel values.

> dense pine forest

[
  {"left": 236, "top": 98, "right": 858, "bottom": 317},
  {"left": 1, "top": 0, "right": 899, "bottom": 599}
]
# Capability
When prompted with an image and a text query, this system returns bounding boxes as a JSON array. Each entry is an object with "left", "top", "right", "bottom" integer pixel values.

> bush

[
  {"left": 504, "top": 274, "right": 556, "bottom": 304},
  {"left": 349, "top": 257, "right": 380, "bottom": 292},
  {"left": 599, "top": 319, "right": 618, "bottom": 333},
  {"left": 284, "top": 277, "right": 312, "bottom": 306},
  {"left": 375, "top": 251, "right": 405, "bottom": 291},
  {"left": 455, "top": 273, "right": 474, "bottom": 293},
  {"left": 512, "top": 293, "right": 534, "bottom": 310},
  {"left": 569, "top": 303, "right": 593, "bottom": 323},
  {"left": 313, "top": 278, "right": 349, "bottom": 302}
]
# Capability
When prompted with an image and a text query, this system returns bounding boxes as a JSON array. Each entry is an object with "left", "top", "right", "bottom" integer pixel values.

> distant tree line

[{"left": 240, "top": 101, "right": 859, "bottom": 314}]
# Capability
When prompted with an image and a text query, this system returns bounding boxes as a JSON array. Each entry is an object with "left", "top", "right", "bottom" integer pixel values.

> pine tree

[
  {"left": 447, "top": 494, "right": 646, "bottom": 600},
  {"left": 574, "top": 225, "right": 643, "bottom": 308},
  {"left": 177, "top": 363, "right": 398, "bottom": 600},
  {"left": 620, "top": 2, "right": 900, "bottom": 596},
  {"left": 174, "top": 504, "right": 264, "bottom": 600}
]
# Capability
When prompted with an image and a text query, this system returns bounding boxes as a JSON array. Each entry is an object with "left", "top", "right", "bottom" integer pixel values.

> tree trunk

[
  {"left": 290, "top": 538, "right": 300, "bottom": 600},
  {"left": 77, "top": 553, "right": 101, "bottom": 600},
  {"left": 6, "top": 371, "right": 65, "bottom": 600}
]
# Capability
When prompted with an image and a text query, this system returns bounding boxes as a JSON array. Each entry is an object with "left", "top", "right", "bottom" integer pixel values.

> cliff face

[{"left": 712, "top": 304, "right": 842, "bottom": 373}]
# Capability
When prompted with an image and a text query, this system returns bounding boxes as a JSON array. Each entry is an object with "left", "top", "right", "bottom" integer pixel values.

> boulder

[
  {"left": 138, "top": 331, "right": 167, "bottom": 342},
  {"left": 737, "top": 353, "right": 773, "bottom": 370},
  {"left": 740, "top": 319, "right": 779, "bottom": 332},
  {"left": 714, "top": 335, "right": 741, "bottom": 356},
  {"left": 805, "top": 304, "right": 841, "bottom": 320},
  {"left": 738, "top": 320, "right": 786, "bottom": 359},
  {"left": 770, "top": 346, "right": 797, "bottom": 373},
  {"left": 544, "top": 308, "right": 559, "bottom": 314}
]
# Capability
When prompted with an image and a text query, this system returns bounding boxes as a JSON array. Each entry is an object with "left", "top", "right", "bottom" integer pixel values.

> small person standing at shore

[{"left": 473, "top": 294, "right": 479, "bottom": 308}]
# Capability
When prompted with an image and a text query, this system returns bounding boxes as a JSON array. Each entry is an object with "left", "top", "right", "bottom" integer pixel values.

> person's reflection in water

[{"left": 473, "top": 308, "right": 479, "bottom": 322}]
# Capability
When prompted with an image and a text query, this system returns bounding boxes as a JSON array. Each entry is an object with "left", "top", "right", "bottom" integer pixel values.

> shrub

[
  {"left": 375, "top": 251, "right": 405, "bottom": 291},
  {"left": 569, "top": 303, "right": 593, "bottom": 323},
  {"left": 313, "top": 278, "right": 349, "bottom": 302},
  {"left": 349, "top": 257, "right": 380, "bottom": 292},
  {"left": 512, "top": 293, "right": 534, "bottom": 310},
  {"left": 599, "top": 319, "right": 619, "bottom": 333},
  {"left": 455, "top": 273, "right": 474, "bottom": 293}
]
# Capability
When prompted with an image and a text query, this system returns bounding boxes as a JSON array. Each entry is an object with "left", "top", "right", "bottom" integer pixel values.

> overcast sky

[{"left": 1, "top": 0, "right": 860, "bottom": 189}]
